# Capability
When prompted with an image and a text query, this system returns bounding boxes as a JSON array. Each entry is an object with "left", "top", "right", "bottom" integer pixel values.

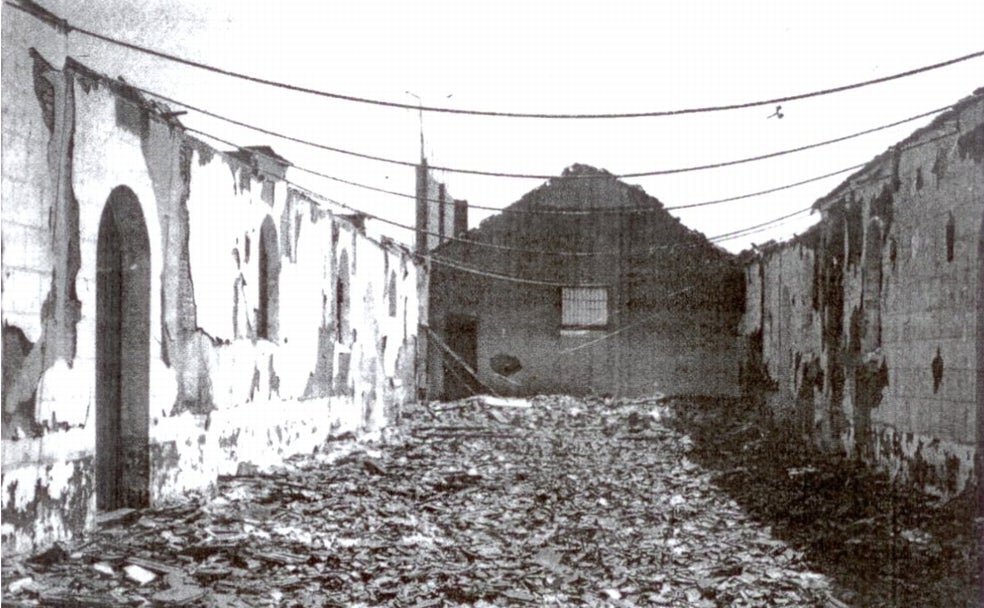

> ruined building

[
  {"left": 1, "top": 20, "right": 424, "bottom": 553},
  {"left": 741, "top": 89, "right": 984, "bottom": 497},
  {"left": 427, "top": 165, "right": 745, "bottom": 400},
  {"left": 414, "top": 160, "right": 468, "bottom": 255}
]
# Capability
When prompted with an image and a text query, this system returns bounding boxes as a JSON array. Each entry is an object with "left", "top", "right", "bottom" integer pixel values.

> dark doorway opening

[
  {"left": 257, "top": 216, "right": 280, "bottom": 340},
  {"left": 96, "top": 186, "right": 151, "bottom": 511},
  {"left": 336, "top": 249, "right": 350, "bottom": 343},
  {"left": 443, "top": 314, "right": 479, "bottom": 401}
]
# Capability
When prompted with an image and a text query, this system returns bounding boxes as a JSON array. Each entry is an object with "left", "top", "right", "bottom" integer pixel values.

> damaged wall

[
  {"left": 429, "top": 165, "right": 744, "bottom": 400},
  {"left": 741, "top": 90, "right": 984, "bottom": 497},
  {"left": 2, "top": 12, "right": 422, "bottom": 554}
]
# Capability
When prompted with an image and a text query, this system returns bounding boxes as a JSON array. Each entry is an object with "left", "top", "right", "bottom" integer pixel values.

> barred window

[{"left": 561, "top": 287, "right": 609, "bottom": 329}]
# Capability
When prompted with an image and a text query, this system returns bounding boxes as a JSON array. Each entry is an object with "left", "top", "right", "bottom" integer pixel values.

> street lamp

[
  {"left": 405, "top": 91, "right": 424, "bottom": 161},
  {"left": 405, "top": 91, "right": 452, "bottom": 161}
]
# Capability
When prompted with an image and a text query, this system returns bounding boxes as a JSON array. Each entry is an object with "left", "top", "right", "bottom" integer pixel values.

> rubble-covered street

[{"left": 3, "top": 396, "right": 853, "bottom": 607}]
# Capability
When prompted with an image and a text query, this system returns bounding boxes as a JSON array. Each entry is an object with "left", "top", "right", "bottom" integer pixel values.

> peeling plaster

[
  {"left": 1, "top": 458, "right": 93, "bottom": 552},
  {"left": 741, "top": 94, "right": 984, "bottom": 497},
  {"left": 2, "top": 48, "right": 425, "bottom": 554},
  {"left": 2, "top": 51, "right": 83, "bottom": 440}
]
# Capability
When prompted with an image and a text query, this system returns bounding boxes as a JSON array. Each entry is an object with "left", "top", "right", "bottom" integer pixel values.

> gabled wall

[
  {"left": 1, "top": 13, "right": 423, "bottom": 554},
  {"left": 429, "top": 165, "right": 744, "bottom": 400},
  {"left": 741, "top": 91, "right": 984, "bottom": 496}
]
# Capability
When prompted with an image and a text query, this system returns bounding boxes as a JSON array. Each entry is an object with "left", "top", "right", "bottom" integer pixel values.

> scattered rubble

[
  {"left": 665, "top": 396, "right": 982, "bottom": 608},
  {"left": 3, "top": 395, "right": 863, "bottom": 606}
]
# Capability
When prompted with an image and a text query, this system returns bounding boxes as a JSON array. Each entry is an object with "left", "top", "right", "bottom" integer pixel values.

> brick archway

[{"left": 96, "top": 186, "right": 151, "bottom": 510}]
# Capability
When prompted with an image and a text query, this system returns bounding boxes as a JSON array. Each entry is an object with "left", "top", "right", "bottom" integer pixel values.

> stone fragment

[{"left": 124, "top": 563, "right": 157, "bottom": 585}]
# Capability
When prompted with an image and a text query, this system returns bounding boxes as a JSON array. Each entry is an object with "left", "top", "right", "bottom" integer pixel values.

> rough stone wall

[
  {"left": 429, "top": 165, "right": 743, "bottom": 399},
  {"left": 1, "top": 24, "right": 422, "bottom": 554},
  {"left": 741, "top": 91, "right": 984, "bottom": 497}
]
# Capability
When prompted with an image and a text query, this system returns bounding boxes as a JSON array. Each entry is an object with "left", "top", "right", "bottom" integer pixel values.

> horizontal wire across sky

[
  {"left": 9, "top": 0, "right": 978, "bottom": 274},
  {"left": 9, "top": 0, "right": 982, "bottom": 119}
]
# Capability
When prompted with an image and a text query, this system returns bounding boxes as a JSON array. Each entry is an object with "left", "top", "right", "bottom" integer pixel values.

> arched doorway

[{"left": 96, "top": 186, "right": 151, "bottom": 510}]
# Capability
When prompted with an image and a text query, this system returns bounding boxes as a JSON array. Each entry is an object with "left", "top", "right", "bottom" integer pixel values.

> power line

[
  {"left": 65, "top": 68, "right": 871, "bottom": 213},
  {"left": 10, "top": 0, "right": 982, "bottom": 120},
  {"left": 294, "top": 166, "right": 812, "bottom": 256},
  {"left": 91, "top": 92, "right": 842, "bottom": 280},
  {"left": 311, "top": 158, "right": 863, "bottom": 215},
  {"left": 189, "top": 125, "right": 814, "bottom": 263},
  {"left": 426, "top": 256, "right": 607, "bottom": 288},
  {"left": 664, "top": 165, "right": 865, "bottom": 211},
  {"left": 123, "top": 63, "right": 947, "bottom": 213},
  {"left": 159, "top": 117, "right": 814, "bottom": 285},
  {"left": 92, "top": 85, "right": 840, "bottom": 268},
  {"left": 425, "top": 326, "right": 499, "bottom": 397},
  {"left": 706, "top": 207, "right": 812, "bottom": 242},
  {"left": 88, "top": 65, "right": 949, "bottom": 179}
]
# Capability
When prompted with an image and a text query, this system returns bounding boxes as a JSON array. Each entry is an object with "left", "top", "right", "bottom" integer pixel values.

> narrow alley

[
  {"left": 3, "top": 4, "right": 984, "bottom": 608},
  {"left": 3, "top": 396, "right": 846, "bottom": 607}
]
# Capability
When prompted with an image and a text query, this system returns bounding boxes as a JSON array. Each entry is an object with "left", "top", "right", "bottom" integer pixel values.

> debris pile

[
  {"left": 665, "top": 396, "right": 982, "bottom": 608},
  {"left": 3, "top": 395, "right": 848, "bottom": 607}
]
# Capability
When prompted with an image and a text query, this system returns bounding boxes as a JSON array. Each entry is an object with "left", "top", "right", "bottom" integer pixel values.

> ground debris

[
  {"left": 4, "top": 395, "right": 857, "bottom": 607},
  {"left": 665, "top": 395, "right": 982, "bottom": 608}
]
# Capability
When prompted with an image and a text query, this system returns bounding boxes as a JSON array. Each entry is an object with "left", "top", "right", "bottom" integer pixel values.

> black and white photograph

[{"left": 1, "top": 1, "right": 982, "bottom": 605}]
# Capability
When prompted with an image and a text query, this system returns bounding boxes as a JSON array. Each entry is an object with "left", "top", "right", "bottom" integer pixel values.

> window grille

[{"left": 561, "top": 287, "right": 609, "bottom": 328}]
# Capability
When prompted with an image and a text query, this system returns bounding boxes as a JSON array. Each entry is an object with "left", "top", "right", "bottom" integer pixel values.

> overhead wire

[
  {"left": 62, "top": 86, "right": 816, "bottom": 285},
  {"left": 188, "top": 125, "right": 813, "bottom": 260},
  {"left": 61, "top": 70, "right": 870, "bottom": 214},
  {"left": 186, "top": 127, "right": 834, "bottom": 271},
  {"left": 65, "top": 65, "right": 950, "bottom": 180},
  {"left": 52, "top": 58, "right": 902, "bottom": 269},
  {"left": 424, "top": 326, "right": 499, "bottom": 397},
  {"left": 704, "top": 207, "right": 813, "bottom": 242},
  {"left": 9, "top": 0, "right": 983, "bottom": 119},
  {"left": 27, "top": 17, "right": 936, "bottom": 276}
]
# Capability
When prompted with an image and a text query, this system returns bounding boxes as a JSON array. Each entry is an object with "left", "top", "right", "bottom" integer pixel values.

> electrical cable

[
  {"left": 308, "top": 159, "right": 865, "bottom": 215},
  {"left": 64, "top": 57, "right": 871, "bottom": 214},
  {"left": 189, "top": 125, "right": 806, "bottom": 258},
  {"left": 424, "top": 326, "right": 499, "bottom": 397},
  {"left": 190, "top": 125, "right": 815, "bottom": 264},
  {"left": 56, "top": 51, "right": 947, "bottom": 220},
  {"left": 9, "top": 0, "right": 982, "bottom": 120},
  {"left": 95, "top": 73, "right": 883, "bottom": 281},
  {"left": 705, "top": 207, "right": 813, "bottom": 242},
  {"left": 90, "top": 68, "right": 951, "bottom": 180}
]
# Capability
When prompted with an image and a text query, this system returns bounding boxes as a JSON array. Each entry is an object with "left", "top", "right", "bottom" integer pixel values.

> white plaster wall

[
  {"left": 3, "top": 57, "right": 426, "bottom": 554},
  {"left": 0, "top": 10, "right": 66, "bottom": 342},
  {"left": 185, "top": 152, "right": 257, "bottom": 342}
]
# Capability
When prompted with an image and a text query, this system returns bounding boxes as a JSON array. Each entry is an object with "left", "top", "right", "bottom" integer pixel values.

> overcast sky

[{"left": 23, "top": 0, "right": 984, "bottom": 251}]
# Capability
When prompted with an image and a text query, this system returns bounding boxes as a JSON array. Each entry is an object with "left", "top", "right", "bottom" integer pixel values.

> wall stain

[
  {"left": 956, "top": 122, "right": 984, "bottom": 163},
  {"left": 0, "top": 459, "right": 93, "bottom": 551},
  {"left": 931, "top": 347, "right": 944, "bottom": 394}
]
